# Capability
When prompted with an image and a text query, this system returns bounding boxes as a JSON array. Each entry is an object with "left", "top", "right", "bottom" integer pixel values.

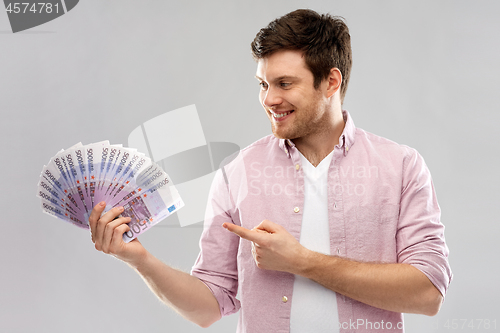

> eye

[
  {"left": 280, "top": 82, "right": 291, "bottom": 88},
  {"left": 259, "top": 81, "right": 268, "bottom": 90}
]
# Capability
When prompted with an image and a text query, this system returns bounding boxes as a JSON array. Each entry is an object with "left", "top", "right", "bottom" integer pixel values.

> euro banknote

[{"left": 38, "top": 142, "right": 184, "bottom": 242}]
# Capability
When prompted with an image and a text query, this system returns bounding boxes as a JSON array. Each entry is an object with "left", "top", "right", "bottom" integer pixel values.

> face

[{"left": 255, "top": 50, "right": 333, "bottom": 141}]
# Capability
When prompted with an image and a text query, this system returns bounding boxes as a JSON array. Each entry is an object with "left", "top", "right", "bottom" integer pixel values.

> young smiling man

[
  {"left": 255, "top": 49, "right": 345, "bottom": 166},
  {"left": 89, "top": 9, "right": 452, "bottom": 332}
]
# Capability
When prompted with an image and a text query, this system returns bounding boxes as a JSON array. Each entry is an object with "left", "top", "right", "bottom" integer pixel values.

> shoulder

[
  {"left": 219, "top": 134, "right": 279, "bottom": 169},
  {"left": 241, "top": 134, "right": 279, "bottom": 153},
  {"left": 353, "top": 127, "right": 420, "bottom": 164}
]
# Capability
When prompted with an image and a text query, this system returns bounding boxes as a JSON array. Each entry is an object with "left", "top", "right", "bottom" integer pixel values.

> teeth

[{"left": 272, "top": 111, "right": 292, "bottom": 118}]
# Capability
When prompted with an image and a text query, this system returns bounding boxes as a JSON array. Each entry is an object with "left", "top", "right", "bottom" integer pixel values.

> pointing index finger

[{"left": 222, "top": 223, "right": 265, "bottom": 243}]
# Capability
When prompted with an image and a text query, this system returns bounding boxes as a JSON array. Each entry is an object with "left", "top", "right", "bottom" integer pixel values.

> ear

[{"left": 325, "top": 68, "right": 342, "bottom": 98}]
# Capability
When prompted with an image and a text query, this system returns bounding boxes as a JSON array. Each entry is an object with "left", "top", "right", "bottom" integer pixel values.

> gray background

[{"left": 1, "top": 0, "right": 499, "bottom": 332}]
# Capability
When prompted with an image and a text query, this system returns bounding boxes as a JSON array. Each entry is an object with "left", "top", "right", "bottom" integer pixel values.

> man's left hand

[{"left": 222, "top": 220, "right": 308, "bottom": 274}]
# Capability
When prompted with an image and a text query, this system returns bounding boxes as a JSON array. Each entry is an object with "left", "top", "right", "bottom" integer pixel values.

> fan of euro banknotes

[{"left": 37, "top": 141, "right": 184, "bottom": 242}]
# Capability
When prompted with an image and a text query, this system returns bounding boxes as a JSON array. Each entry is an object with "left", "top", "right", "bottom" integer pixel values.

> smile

[{"left": 271, "top": 110, "right": 294, "bottom": 118}]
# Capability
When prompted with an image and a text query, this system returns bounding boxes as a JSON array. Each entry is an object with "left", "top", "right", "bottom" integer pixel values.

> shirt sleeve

[
  {"left": 191, "top": 167, "right": 241, "bottom": 317},
  {"left": 396, "top": 146, "right": 453, "bottom": 297}
]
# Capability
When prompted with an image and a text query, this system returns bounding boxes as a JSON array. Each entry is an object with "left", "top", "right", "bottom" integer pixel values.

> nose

[{"left": 261, "top": 86, "right": 282, "bottom": 109}]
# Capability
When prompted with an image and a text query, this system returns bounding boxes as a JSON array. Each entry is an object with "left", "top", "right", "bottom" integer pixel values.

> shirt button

[
  {"left": 282, "top": 296, "right": 288, "bottom": 303},
  {"left": 293, "top": 207, "right": 300, "bottom": 213},
  {"left": 295, "top": 164, "right": 300, "bottom": 170}
]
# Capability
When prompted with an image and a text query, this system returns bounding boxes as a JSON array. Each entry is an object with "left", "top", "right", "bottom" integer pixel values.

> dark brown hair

[{"left": 251, "top": 9, "right": 352, "bottom": 102}]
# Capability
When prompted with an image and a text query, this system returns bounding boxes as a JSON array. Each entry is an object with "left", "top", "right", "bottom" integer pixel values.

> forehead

[{"left": 255, "top": 49, "right": 312, "bottom": 81}]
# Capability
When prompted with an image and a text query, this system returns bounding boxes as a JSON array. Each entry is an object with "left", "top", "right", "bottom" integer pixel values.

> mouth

[{"left": 270, "top": 110, "right": 294, "bottom": 119}]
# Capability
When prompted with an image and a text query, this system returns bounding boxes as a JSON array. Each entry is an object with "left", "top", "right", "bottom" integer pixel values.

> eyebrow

[{"left": 255, "top": 75, "right": 300, "bottom": 82}]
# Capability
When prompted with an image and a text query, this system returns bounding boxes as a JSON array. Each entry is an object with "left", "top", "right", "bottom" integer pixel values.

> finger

[
  {"left": 95, "top": 206, "right": 125, "bottom": 250},
  {"left": 250, "top": 228, "right": 269, "bottom": 247},
  {"left": 101, "top": 216, "right": 132, "bottom": 253},
  {"left": 89, "top": 201, "right": 106, "bottom": 242},
  {"left": 254, "top": 219, "right": 281, "bottom": 234},
  {"left": 222, "top": 223, "right": 265, "bottom": 243},
  {"left": 251, "top": 242, "right": 260, "bottom": 261},
  {"left": 107, "top": 223, "right": 132, "bottom": 254}
]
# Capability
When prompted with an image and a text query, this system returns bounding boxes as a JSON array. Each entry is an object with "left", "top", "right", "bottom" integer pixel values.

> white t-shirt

[{"left": 289, "top": 150, "right": 339, "bottom": 333}]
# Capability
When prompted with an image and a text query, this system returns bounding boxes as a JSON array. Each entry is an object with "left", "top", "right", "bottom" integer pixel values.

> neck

[{"left": 292, "top": 107, "right": 345, "bottom": 167}]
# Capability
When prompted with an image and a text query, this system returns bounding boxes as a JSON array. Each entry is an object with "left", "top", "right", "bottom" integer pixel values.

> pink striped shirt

[{"left": 191, "top": 110, "right": 452, "bottom": 333}]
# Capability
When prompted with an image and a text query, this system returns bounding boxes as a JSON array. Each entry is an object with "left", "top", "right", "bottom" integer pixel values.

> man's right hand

[
  {"left": 89, "top": 201, "right": 147, "bottom": 269},
  {"left": 88, "top": 201, "right": 222, "bottom": 327}
]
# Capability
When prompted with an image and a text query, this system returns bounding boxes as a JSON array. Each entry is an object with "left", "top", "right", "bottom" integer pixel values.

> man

[{"left": 90, "top": 9, "right": 452, "bottom": 332}]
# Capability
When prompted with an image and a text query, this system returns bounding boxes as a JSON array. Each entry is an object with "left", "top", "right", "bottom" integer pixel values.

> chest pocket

[{"left": 354, "top": 204, "right": 400, "bottom": 263}]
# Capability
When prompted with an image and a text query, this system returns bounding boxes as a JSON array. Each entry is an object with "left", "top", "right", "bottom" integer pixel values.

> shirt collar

[
  {"left": 339, "top": 109, "right": 356, "bottom": 156},
  {"left": 278, "top": 109, "right": 356, "bottom": 157},
  {"left": 278, "top": 138, "right": 294, "bottom": 158}
]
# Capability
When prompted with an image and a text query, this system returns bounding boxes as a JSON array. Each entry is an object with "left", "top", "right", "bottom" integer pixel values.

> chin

[{"left": 271, "top": 129, "right": 298, "bottom": 140}]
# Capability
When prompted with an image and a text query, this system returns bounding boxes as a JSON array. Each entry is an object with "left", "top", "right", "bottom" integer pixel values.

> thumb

[{"left": 254, "top": 219, "right": 281, "bottom": 234}]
